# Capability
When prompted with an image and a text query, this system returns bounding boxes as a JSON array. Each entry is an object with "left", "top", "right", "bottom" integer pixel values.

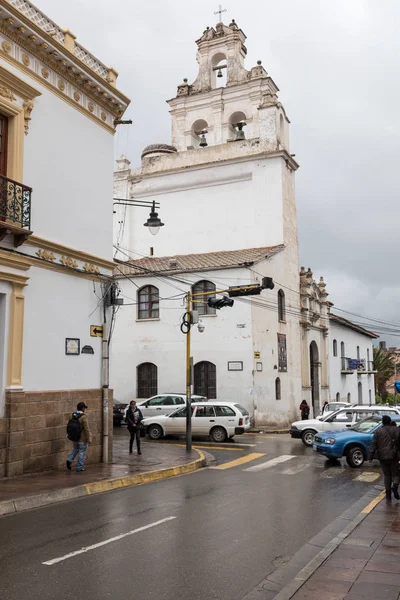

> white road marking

[
  {"left": 281, "top": 462, "right": 312, "bottom": 476},
  {"left": 244, "top": 455, "right": 296, "bottom": 472},
  {"left": 353, "top": 471, "right": 380, "bottom": 483},
  {"left": 43, "top": 516, "right": 176, "bottom": 566}
]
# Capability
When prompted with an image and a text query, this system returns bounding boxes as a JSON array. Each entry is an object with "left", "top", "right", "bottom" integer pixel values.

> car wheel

[
  {"left": 210, "top": 426, "right": 227, "bottom": 443},
  {"left": 148, "top": 424, "right": 163, "bottom": 440},
  {"left": 301, "top": 429, "right": 316, "bottom": 447},
  {"left": 346, "top": 446, "right": 364, "bottom": 468}
]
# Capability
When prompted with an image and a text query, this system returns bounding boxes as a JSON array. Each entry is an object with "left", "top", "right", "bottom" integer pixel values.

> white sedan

[{"left": 142, "top": 401, "right": 251, "bottom": 443}]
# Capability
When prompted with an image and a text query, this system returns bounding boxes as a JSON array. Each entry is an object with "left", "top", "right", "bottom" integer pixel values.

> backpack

[{"left": 67, "top": 413, "right": 82, "bottom": 441}]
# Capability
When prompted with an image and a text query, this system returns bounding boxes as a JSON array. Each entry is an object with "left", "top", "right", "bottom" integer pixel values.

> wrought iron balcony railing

[{"left": 0, "top": 174, "right": 31, "bottom": 230}]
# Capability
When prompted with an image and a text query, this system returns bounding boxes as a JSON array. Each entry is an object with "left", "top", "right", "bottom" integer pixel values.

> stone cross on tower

[{"left": 214, "top": 4, "right": 227, "bottom": 22}]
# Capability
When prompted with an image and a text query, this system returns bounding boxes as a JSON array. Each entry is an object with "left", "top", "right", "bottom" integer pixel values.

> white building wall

[
  {"left": 114, "top": 155, "right": 285, "bottom": 259},
  {"left": 329, "top": 323, "right": 375, "bottom": 405},
  {"left": 1, "top": 60, "right": 114, "bottom": 261},
  {"left": 21, "top": 267, "right": 103, "bottom": 391}
]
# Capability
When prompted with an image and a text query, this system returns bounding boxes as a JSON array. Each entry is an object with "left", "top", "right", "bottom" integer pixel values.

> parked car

[
  {"left": 316, "top": 402, "right": 352, "bottom": 420},
  {"left": 142, "top": 401, "right": 251, "bottom": 443},
  {"left": 290, "top": 406, "right": 400, "bottom": 447},
  {"left": 136, "top": 394, "right": 207, "bottom": 418},
  {"left": 312, "top": 414, "right": 400, "bottom": 468},
  {"left": 113, "top": 399, "right": 128, "bottom": 426}
]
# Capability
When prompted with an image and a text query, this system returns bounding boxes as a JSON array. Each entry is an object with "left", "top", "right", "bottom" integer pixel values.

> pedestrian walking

[
  {"left": 126, "top": 400, "right": 143, "bottom": 455},
  {"left": 66, "top": 402, "right": 92, "bottom": 472},
  {"left": 368, "top": 415, "right": 400, "bottom": 502},
  {"left": 300, "top": 400, "right": 310, "bottom": 420}
]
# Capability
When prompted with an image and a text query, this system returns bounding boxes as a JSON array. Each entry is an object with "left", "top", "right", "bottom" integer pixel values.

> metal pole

[
  {"left": 102, "top": 315, "right": 110, "bottom": 463},
  {"left": 394, "top": 358, "right": 397, "bottom": 406},
  {"left": 186, "top": 292, "right": 192, "bottom": 452}
]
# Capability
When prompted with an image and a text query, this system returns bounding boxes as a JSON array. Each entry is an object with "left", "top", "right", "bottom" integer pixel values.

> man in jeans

[
  {"left": 66, "top": 402, "right": 92, "bottom": 472},
  {"left": 369, "top": 415, "right": 400, "bottom": 502}
]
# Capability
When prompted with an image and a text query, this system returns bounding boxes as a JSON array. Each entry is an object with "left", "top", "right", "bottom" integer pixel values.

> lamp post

[{"left": 113, "top": 198, "right": 164, "bottom": 234}]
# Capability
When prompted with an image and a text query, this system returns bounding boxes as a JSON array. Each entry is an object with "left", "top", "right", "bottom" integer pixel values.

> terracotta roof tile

[
  {"left": 330, "top": 313, "right": 379, "bottom": 339},
  {"left": 114, "top": 245, "right": 284, "bottom": 277}
]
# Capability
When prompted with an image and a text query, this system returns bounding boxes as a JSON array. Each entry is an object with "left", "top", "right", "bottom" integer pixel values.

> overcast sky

[{"left": 39, "top": 0, "right": 400, "bottom": 342}]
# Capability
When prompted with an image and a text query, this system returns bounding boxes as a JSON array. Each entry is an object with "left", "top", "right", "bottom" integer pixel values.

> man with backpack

[
  {"left": 66, "top": 402, "right": 92, "bottom": 472},
  {"left": 369, "top": 415, "right": 400, "bottom": 502}
]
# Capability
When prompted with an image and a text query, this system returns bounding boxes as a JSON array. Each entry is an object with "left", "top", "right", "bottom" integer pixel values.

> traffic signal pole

[
  {"left": 186, "top": 291, "right": 192, "bottom": 452},
  {"left": 183, "top": 278, "right": 274, "bottom": 453}
]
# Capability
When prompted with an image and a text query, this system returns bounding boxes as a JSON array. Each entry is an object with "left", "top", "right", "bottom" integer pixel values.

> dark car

[{"left": 113, "top": 399, "right": 128, "bottom": 426}]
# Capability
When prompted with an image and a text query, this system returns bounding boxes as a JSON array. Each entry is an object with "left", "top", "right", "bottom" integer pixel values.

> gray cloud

[{"left": 39, "top": 0, "right": 400, "bottom": 341}]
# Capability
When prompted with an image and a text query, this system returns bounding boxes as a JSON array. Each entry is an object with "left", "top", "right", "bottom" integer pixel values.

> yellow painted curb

[
  {"left": 210, "top": 452, "right": 266, "bottom": 470},
  {"left": 361, "top": 490, "right": 386, "bottom": 513},
  {"left": 83, "top": 450, "right": 206, "bottom": 495}
]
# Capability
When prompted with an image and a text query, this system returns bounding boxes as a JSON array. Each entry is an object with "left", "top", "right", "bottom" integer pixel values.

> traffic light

[
  {"left": 228, "top": 284, "right": 262, "bottom": 297},
  {"left": 262, "top": 277, "right": 274, "bottom": 290},
  {"left": 207, "top": 296, "right": 234, "bottom": 309}
]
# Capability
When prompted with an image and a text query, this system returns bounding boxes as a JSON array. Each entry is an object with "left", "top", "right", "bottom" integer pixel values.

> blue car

[{"left": 312, "top": 414, "right": 400, "bottom": 468}]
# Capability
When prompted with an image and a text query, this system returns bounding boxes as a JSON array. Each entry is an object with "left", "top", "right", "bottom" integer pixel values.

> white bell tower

[{"left": 168, "top": 19, "right": 291, "bottom": 154}]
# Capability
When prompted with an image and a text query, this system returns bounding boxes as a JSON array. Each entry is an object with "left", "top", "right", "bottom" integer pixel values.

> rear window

[
  {"left": 234, "top": 404, "right": 249, "bottom": 416},
  {"left": 215, "top": 406, "right": 236, "bottom": 417}
]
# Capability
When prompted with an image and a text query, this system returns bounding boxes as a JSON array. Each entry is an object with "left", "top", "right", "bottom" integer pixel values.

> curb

[
  {"left": 242, "top": 485, "right": 385, "bottom": 600},
  {"left": 247, "top": 429, "right": 290, "bottom": 434},
  {"left": 272, "top": 490, "right": 385, "bottom": 600},
  {"left": 0, "top": 450, "right": 206, "bottom": 517}
]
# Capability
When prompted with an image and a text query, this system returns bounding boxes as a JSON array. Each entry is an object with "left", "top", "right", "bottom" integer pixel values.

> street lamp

[
  {"left": 113, "top": 198, "right": 164, "bottom": 235},
  {"left": 143, "top": 201, "right": 164, "bottom": 235}
]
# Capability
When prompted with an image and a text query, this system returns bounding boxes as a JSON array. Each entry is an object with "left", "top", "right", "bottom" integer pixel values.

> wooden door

[{"left": 0, "top": 114, "right": 8, "bottom": 176}]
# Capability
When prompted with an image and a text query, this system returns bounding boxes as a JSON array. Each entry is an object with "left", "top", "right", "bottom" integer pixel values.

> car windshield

[
  {"left": 350, "top": 416, "right": 381, "bottom": 433},
  {"left": 234, "top": 404, "right": 249, "bottom": 416}
]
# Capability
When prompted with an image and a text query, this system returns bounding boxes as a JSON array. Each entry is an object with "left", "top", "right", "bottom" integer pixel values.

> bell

[
  {"left": 234, "top": 121, "right": 246, "bottom": 141},
  {"left": 217, "top": 68, "right": 223, "bottom": 78},
  {"left": 199, "top": 133, "right": 208, "bottom": 147}
]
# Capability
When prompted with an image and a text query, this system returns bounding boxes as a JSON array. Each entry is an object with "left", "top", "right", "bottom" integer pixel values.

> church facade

[{"left": 112, "top": 19, "right": 376, "bottom": 426}]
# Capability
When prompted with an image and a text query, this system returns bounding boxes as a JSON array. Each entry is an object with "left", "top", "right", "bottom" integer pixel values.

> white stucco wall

[
  {"left": 113, "top": 155, "right": 286, "bottom": 259},
  {"left": 2, "top": 60, "right": 114, "bottom": 261},
  {"left": 21, "top": 267, "right": 104, "bottom": 391},
  {"left": 111, "top": 256, "right": 302, "bottom": 425},
  {"left": 329, "top": 322, "right": 375, "bottom": 405}
]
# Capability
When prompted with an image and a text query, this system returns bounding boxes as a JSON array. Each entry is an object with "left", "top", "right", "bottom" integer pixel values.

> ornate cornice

[
  {"left": 26, "top": 234, "right": 115, "bottom": 270},
  {"left": 0, "top": 1, "right": 130, "bottom": 128}
]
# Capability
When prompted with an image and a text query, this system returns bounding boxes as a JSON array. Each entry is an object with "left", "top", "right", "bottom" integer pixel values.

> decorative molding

[
  {"left": 83, "top": 262, "right": 99, "bottom": 274},
  {"left": 0, "top": 63, "right": 41, "bottom": 100},
  {"left": 26, "top": 234, "right": 115, "bottom": 270},
  {"left": 22, "top": 97, "right": 33, "bottom": 133},
  {"left": 73, "top": 90, "right": 80, "bottom": 102},
  {"left": 58, "top": 79, "right": 65, "bottom": 92},
  {"left": 1, "top": 39, "right": 11, "bottom": 53},
  {"left": 0, "top": 84, "right": 16, "bottom": 101},
  {"left": 35, "top": 248, "right": 55, "bottom": 262},
  {"left": 0, "top": 269, "right": 29, "bottom": 286},
  {"left": 21, "top": 52, "right": 30, "bottom": 66},
  {"left": 0, "top": 12, "right": 129, "bottom": 120},
  {"left": 60, "top": 255, "right": 78, "bottom": 268},
  {"left": 0, "top": 249, "right": 31, "bottom": 270},
  {"left": 0, "top": 49, "right": 116, "bottom": 134}
]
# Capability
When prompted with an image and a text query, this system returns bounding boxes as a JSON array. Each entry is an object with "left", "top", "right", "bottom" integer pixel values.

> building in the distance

[{"left": 0, "top": 0, "right": 129, "bottom": 476}]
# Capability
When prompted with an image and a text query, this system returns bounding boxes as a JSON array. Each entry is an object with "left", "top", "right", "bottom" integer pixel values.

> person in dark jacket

[
  {"left": 369, "top": 415, "right": 400, "bottom": 501},
  {"left": 126, "top": 400, "right": 143, "bottom": 455},
  {"left": 299, "top": 400, "right": 310, "bottom": 420}
]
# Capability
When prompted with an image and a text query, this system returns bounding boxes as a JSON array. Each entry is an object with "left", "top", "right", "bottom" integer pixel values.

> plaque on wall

[
  {"left": 277, "top": 333, "right": 287, "bottom": 372},
  {"left": 228, "top": 361, "right": 243, "bottom": 371},
  {"left": 65, "top": 338, "right": 80, "bottom": 355}
]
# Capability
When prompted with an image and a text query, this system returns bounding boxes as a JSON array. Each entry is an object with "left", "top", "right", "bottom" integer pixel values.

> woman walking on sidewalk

[{"left": 126, "top": 400, "right": 143, "bottom": 455}]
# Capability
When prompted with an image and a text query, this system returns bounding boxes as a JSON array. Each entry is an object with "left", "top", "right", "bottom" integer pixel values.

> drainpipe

[{"left": 102, "top": 314, "right": 110, "bottom": 463}]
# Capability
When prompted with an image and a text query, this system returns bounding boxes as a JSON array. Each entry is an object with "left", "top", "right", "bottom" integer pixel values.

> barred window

[{"left": 137, "top": 363, "right": 157, "bottom": 398}]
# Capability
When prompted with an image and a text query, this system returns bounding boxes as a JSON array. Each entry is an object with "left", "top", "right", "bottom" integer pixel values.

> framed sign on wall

[{"left": 228, "top": 361, "right": 243, "bottom": 371}]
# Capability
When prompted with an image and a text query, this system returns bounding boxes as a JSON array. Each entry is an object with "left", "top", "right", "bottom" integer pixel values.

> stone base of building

[{"left": 0, "top": 388, "right": 113, "bottom": 478}]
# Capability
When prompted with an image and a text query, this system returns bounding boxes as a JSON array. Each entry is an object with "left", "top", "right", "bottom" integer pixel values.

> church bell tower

[{"left": 168, "top": 18, "right": 292, "bottom": 155}]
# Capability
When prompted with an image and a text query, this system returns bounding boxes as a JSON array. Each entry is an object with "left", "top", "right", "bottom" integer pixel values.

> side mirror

[{"left": 326, "top": 418, "right": 333, "bottom": 423}]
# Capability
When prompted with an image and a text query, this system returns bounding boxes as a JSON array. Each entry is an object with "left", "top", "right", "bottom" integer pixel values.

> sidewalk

[
  {"left": 0, "top": 432, "right": 205, "bottom": 516},
  {"left": 288, "top": 495, "right": 400, "bottom": 600}
]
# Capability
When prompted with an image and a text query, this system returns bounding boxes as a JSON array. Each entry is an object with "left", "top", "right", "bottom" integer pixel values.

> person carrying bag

[{"left": 126, "top": 400, "right": 143, "bottom": 455}]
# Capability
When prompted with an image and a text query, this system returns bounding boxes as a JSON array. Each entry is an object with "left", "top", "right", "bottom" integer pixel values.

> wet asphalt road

[{"left": 0, "top": 433, "right": 382, "bottom": 600}]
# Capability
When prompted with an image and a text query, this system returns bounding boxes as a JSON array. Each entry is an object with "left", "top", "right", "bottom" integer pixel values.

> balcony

[
  {"left": 0, "top": 175, "right": 32, "bottom": 247},
  {"left": 341, "top": 358, "right": 377, "bottom": 375}
]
